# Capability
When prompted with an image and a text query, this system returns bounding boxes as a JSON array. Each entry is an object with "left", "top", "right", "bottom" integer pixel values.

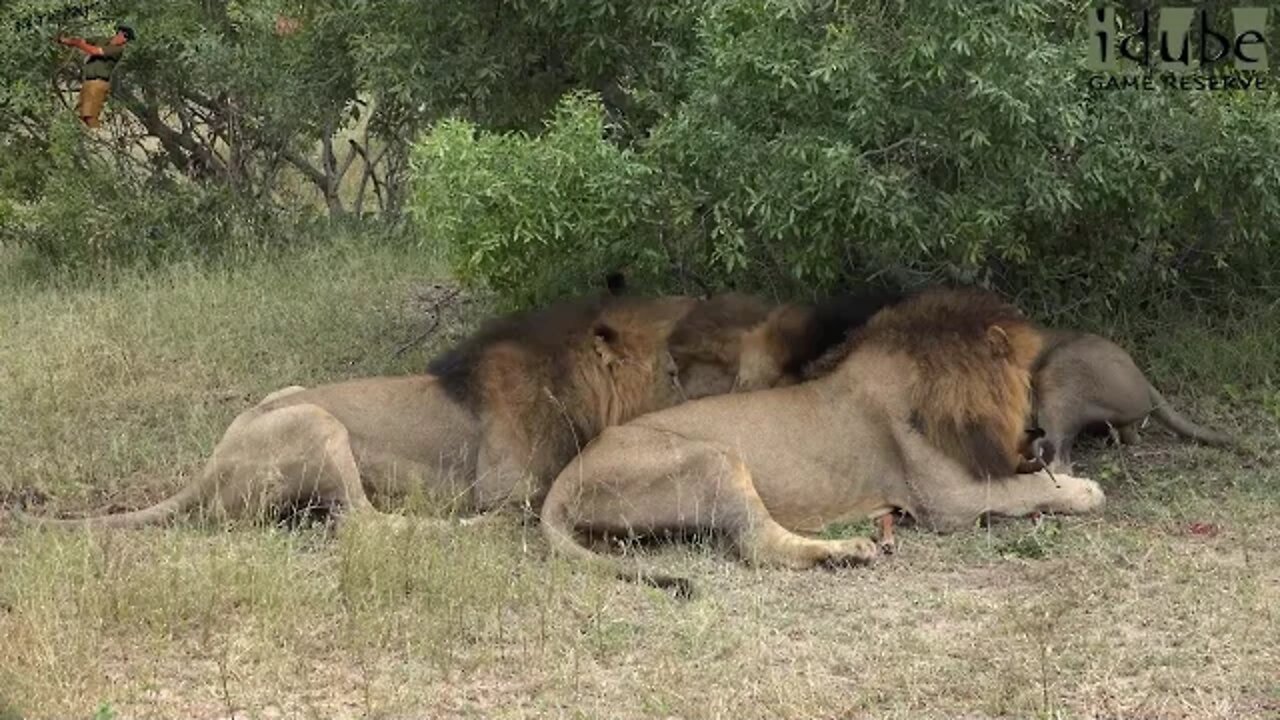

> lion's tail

[
  {"left": 1146, "top": 383, "right": 1236, "bottom": 448},
  {"left": 15, "top": 480, "right": 206, "bottom": 531},
  {"left": 539, "top": 491, "right": 695, "bottom": 599}
]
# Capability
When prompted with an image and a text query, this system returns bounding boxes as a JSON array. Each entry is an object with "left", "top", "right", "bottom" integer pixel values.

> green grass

[
  {"left": 1, "top": 239, "right": 1278, "bottom": 719},
  {"left": 0, "top": 238, "right": 471, "bottom": 512}
]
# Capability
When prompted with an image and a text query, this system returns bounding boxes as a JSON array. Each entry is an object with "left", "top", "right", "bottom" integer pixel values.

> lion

[
  {"left": 21, "top": 292, "right": 706, "bottom": 530},
  {"left": 666, "top": 289, "right": 906, "bottom": 397},
  {"left": 702, "top": 289, "right": 1235, "bottom": 471},
  {"left": 665, "top": 292, "right": 775, "bottom": 398},
  {"left": 667, "top": 286, "right": 1049, "bottom": 480},
  {"left": 538, "top": 287, "right": 1107, "bottom": 595}
]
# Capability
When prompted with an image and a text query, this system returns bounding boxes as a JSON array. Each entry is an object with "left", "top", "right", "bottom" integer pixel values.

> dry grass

[{"left": 1, "top": 242, "right": 1278, "bottom": 719}]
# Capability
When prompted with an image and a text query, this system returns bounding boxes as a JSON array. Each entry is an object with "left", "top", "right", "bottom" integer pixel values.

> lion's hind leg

[
  {"left": 542, "top": 425, "right": 878, "bottom": 579},
  {"left": 1115, "top": 422, "right": 1140, "bottom": 445},
  {"left": 712, "top": 449, "right": 879, "bottom": 569},
  {"left": 202, "top": 403, "right": 380, "bottom": 525},
  {"left": 20, "top": 401, "right": 379, "bottom": 531}
]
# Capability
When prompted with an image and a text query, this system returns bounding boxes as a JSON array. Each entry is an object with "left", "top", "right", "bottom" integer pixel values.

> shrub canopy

[
  {"left": 410, "top": 0, "right": 1280, "bottom": 312},
  {"left": 3, "top": 0, "right": 1278, "bottom": 311}
]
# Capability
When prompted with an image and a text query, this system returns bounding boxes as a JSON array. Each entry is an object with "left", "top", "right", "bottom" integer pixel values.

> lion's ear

[
  {"left": 985, "top": 324, "right": 1012, "bottom": 357},
  {"left": 592, "top": 323, "right": 622, "bottom": 366},
  {"left": 604, "top": 271, "right": 627, "bottom": 296}
]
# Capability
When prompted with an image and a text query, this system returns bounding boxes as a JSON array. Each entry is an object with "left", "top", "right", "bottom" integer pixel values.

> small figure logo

[{"left": 54, "top": 23, "right": 135, "bottom": 128}]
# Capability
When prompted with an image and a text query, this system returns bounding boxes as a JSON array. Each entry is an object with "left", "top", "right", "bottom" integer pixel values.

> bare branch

[
  {"left": 114, "top": 85, "right": 228, "bottom": 179},
  {"left": 279, "top": 146, "right": 327, "bottom": 188},
  {"left": 348, "top": 138, "right": 390, "bottom": 216}
]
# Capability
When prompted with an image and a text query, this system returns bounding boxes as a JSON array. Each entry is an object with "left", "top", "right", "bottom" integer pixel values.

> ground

[{"left": 1, "top": 241, "right": 1277, "bottom": 720}]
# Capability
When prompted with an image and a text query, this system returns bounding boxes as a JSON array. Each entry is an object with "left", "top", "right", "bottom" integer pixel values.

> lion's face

[
  {"left": 675, "top": 328, "right": 788, "bottom": 398},
  {"left": 591, "top": 322, "right": 689, "bottom": 423},
  {"left": 666, "top": 293, "right": 780, "bottom": 400}
]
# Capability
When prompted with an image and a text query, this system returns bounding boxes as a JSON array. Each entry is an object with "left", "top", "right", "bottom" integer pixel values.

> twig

[
  {"left": 393, "top": 287, "right": 461, "bottom": 357},
  {"left": 349, "top": 138, "right": 388, "bottom": 217},
  {"left": 394, "top": 314, "right": 443, "bottom": 357},
  {"left": 857, "top": 136, "right": 918, "bottom": 162}
]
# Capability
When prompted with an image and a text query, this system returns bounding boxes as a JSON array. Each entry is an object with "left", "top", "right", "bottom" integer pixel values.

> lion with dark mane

[
  {"left": 665, "top": 289, "right": 904, "bottom": 397},
  {"left": 675, "top": 286, "right": 1236, "bottom": 472},
  {"left": 24, "top": 292, "right": 702, "bottom": 530},
  {"left": 539, "top": 287, "right": 1107, "bottom": 595}
]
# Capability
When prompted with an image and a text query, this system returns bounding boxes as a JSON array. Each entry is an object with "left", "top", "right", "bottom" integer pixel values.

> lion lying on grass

[
  {"left": 539, "top": 288, "right": 1108, "bottom": 594},
  {"left": 24, "top": 292, "right": 708, "bottom": 529},
  {"left": 698, "top": 289, "right": 1236, "bottom": 471}
]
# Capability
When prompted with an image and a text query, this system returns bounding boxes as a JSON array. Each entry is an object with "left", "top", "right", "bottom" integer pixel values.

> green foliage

[
  {"left": 410, "top": 0, "right": 1280, "bottom": 312},
  {"left": 412, "top": 93, "right": 662, "bottom": 305},
  {"left": 1, "top": 114, "right": 303, "bottom": 269},
  {"left": 0, "top": 0, "right": 717, "bottom": 274},
  {"left": 345, "top": 0, "right": 707, "bottom": 135},
  {"left": 0, "top": 0, "right": 442, "bottom": 271},
  {"left": 0, "top": 1, "right": 346, "bottom": 269},
  {"left": 5, "top": 0, "right": 1280, "bottom": 301},
  {"left": 995, "top": 518, "right": 1066, "bottom": 560}
]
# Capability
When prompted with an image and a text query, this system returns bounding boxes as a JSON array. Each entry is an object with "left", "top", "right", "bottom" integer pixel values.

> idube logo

[{"left": 1086, "top": 6, "right": 1270, "bottom": 91}]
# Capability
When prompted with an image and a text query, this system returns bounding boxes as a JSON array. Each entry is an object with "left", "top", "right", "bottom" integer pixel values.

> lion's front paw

[
  {"left": 820, "top": 537, "right": 879, "bottom": 568},
  {"left": 1064, "top": 476, "right": 1106, "bottom": 513}
]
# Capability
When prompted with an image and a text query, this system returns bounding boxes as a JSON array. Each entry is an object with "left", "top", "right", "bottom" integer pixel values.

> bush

[
  {"left": 411, "top": 93, "right": 665, "bottom": 306},
  {"left": 409, "top": 0, "right": 1280, "bottom": 313},
  {"left": 1, "top": 117, "right": 314, "bottom": 271}
]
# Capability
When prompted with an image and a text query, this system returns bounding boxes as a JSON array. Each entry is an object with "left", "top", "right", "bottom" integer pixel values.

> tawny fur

[
  {"left": 811, "top": 287, "right": 1043, "bottom": 478},
  {"left": 540, "top": 287, "right": 1105, "bottom": 595},
  {"left": 448, "top": 294, "right": 701, "bottom": 499},
  {"left": 735, "top": 304, "right": 819, "bottom": 390},
  {"left": 666, "top": 292, "right": 775, "bottom": 398},
  {"left": 21, "top": 293, "right": 703, "bottom": 530},
  {"left": 676, "top": 283, "right": 1229, "bottom": 475},
  {"left": 669, "top": 288, "right": 904, "bottom": 396}
]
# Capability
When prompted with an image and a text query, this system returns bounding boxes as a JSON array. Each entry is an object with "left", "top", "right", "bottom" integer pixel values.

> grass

[{"left": 1, "top": 239, "right": 1279, "bottom": 719}]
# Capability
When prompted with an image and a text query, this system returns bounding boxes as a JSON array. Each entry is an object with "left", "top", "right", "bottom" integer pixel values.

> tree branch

[
  {"left": 280, "top": 146, "right": 327, "bottom": 188},
  {"left": 114, "top": 85, "right": 228, "bottom": 179},
  {"left": 348, "top": 138, "right": 389, "bottom": 216}
]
